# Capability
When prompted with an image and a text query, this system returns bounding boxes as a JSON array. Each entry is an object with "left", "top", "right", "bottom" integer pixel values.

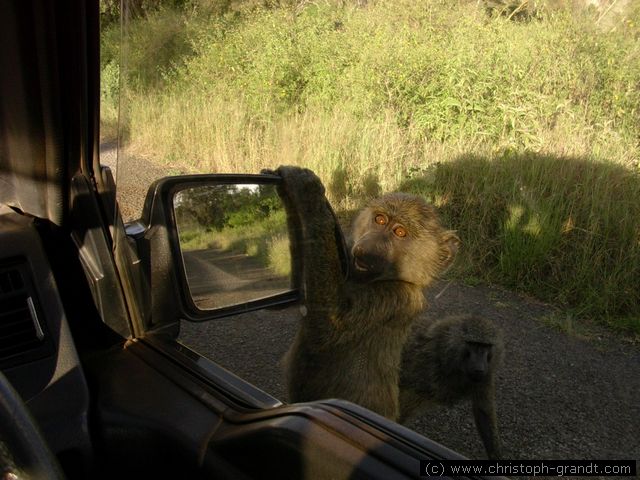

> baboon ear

[{"left": 441, "top": 231, "right": 461, "bottom": 270}]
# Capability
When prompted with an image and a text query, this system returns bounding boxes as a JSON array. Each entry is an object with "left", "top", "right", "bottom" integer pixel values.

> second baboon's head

[
  {"left": 348, "top": 192, "right": 460, "bottom": 286},
  {"left": 443, "top": 315, "right": 504, "bottom": 383}
]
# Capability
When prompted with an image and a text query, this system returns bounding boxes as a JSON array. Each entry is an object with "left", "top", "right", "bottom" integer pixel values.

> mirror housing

[{"left": 133, "top": 174, "right": 300, "bottom": 329}]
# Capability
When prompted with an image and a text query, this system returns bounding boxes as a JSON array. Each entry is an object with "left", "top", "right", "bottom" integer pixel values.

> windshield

[{"left": 99, "top": 0, "right": 640, "bottom": 463}]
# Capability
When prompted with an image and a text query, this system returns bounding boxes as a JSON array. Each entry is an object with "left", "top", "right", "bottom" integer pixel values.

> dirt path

[
  {"left": 102, "top": 142, "right": 640, "bottom": 469},
  {"left": 183, "top": 247, "right": 289, "bottom": 309}
]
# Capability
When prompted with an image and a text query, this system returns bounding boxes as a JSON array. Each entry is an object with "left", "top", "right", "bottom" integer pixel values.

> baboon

[
  {"left": 399, "top": 314, "right": 504, "bottom": 459},
  {"left": 271, "top": 166, "right": 460, "bottom": 421}
]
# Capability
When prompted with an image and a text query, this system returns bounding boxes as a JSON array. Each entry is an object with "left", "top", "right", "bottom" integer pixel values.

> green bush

[{"left": 173, "top": 0, "right": 639, "bottom": 151}]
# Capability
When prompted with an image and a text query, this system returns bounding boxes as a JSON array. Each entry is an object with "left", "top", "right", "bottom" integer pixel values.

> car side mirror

[{"left": 135, "top": 174, "right": 300, "bottom": 328}]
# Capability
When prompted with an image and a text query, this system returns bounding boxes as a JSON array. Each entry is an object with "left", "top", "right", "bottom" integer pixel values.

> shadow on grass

[{"left": 398, "top": 151, "right": 640, "bottom": 333}]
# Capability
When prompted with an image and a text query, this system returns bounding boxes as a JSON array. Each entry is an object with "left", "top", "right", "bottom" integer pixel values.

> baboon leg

[{"left": 472, "top": 389, "right": 501, "bottom": 460}]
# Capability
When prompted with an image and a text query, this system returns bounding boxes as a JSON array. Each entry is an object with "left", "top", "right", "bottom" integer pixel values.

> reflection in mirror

[{"left": 174, "top": 184, "right": 291, "bottom": 310}]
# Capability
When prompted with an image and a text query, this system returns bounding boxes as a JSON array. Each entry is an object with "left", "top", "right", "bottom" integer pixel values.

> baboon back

[{"left": 399, "top": 314, "right": 504, "bottom": 459}]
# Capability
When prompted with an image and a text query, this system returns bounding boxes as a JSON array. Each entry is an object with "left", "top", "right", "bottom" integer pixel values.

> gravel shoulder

[
  {"left": 100, "top": 141, "right": 191, "bottom": 222},
  {"left": 102, "top": 142, "right": 640, "bottom": 467}
]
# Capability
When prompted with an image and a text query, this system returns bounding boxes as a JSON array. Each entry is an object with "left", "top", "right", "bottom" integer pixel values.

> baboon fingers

[{"left": 276, "top": 166, "right": 326, "bottom": 198}]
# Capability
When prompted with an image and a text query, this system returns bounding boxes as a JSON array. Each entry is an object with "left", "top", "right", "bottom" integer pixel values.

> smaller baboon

[
  {"left": 399, "top": 314, "right": 504, "bottom": 459},
  {"left": 270, "top": 166, "right": 459, "bottom": 421}
]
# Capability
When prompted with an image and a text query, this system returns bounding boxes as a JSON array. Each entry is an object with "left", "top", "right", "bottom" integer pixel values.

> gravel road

[
  {"left": 183, "top": 247, "right": 289, "bottom": 309},
  {"left": 102, "top": 142, "right": 640, "bottom": 472},
  {"left": 180, "top": 282, "right": 640, "bottom": 466}
]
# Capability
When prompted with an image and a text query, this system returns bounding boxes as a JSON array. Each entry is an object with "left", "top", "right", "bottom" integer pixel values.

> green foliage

[
  {"left": 168, "top": 0, "right": 639, "bottom": 151},
  {"left": 100, "top": 59, "right": 120, "bottom": 139},
  {"left": 179, "top": 226, "right": 216, "bottom": 250},
  {"left": 268, "top": 233, "right": 292, "bottom": 276},
  {"left": 101, "top": 7, "right": 199, "bottom": 94}
]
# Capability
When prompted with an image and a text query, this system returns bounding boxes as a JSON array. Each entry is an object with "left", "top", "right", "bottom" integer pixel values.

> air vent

[{"left": 0, "top": 261, "right": 49, "bottom": 368}]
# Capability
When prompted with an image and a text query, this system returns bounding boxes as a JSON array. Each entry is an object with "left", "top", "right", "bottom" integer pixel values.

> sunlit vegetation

[{"left": 101, "top": 0, "right": 640, "bottom": 333}]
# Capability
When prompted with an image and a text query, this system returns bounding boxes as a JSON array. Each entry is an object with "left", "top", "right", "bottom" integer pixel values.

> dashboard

[{"left": 0, "top": 206, "right": 92, "bottom": 463}]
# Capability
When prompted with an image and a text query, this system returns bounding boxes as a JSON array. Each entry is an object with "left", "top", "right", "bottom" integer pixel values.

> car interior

[{"left": 0, "top": 2, "right": 497, "bottom": 479}]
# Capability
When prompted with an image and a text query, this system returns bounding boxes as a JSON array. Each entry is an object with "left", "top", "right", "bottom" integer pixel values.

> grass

[
  {"left": 401, "top": 151, "right": 640, "bottom": 330},
  {"left": 101, "top": 0, "right": 640, "bottom": 334}
]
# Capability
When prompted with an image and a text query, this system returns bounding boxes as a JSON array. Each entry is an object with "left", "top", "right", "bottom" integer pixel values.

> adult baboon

[
  {"left": 399, "top": 314, "right": 504, "bottom": 459},
  {"left": 271, "top": 166, "right": 460, "bottom": 421}
]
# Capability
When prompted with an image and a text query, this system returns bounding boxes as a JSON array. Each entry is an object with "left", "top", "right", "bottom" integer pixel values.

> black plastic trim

[
  {"left": 0, "top": 257, "right": 54, "bottom": 370},
  {"left": 140, "top": 335, "right": 282, "bottom": 410}
]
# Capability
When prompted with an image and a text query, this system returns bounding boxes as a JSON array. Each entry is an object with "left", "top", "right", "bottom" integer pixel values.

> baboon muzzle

[
  {"left": 351, "top": 242, "right": 390, "bottom": 280},
  {"left": 468, "top": 369, "right": 488, "bottom": 383}
]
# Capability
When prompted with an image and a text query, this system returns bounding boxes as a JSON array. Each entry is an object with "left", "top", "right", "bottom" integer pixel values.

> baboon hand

[{"left": 271, "top": 165, "right": 327, "bottom": 206}]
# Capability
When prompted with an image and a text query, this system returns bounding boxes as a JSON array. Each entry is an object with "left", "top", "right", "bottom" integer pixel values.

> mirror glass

[{"left": 174, "top": 183, "right": 292, "bottom": 310}]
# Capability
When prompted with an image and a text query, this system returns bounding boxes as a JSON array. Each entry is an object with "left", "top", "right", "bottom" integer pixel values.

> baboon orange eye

[
  {"left": 374, "top": 214, "right": 387, "bottom": 225},
  {"left": 393, "top": 226, "right": 407, "bottom": 238}
]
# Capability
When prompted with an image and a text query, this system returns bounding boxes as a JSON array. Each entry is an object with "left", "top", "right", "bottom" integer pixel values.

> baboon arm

[
  {"left": 472, "top": 391, "right": 501, "bottom": 460},
  {"left": 272, "top": 166, "right": 344, "bottom": 313}
]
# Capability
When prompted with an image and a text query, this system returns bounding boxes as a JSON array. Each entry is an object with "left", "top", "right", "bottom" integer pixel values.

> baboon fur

[
  {"left": 399, "top": 314, "right": 504, "bottom": 459},
  {"left": 273, "top": 166, "right": 460, "bottom": 421}
]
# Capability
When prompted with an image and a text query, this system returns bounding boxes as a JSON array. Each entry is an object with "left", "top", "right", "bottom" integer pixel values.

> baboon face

[
  {"left": 454, "top": 315, "right": 503, "bottom": 383},
  {"left": 462, "top": 342, "right": 494, "bottom": 383},
  {"left": 348, "top": 193, "right": 459, "bottom": 285}
]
